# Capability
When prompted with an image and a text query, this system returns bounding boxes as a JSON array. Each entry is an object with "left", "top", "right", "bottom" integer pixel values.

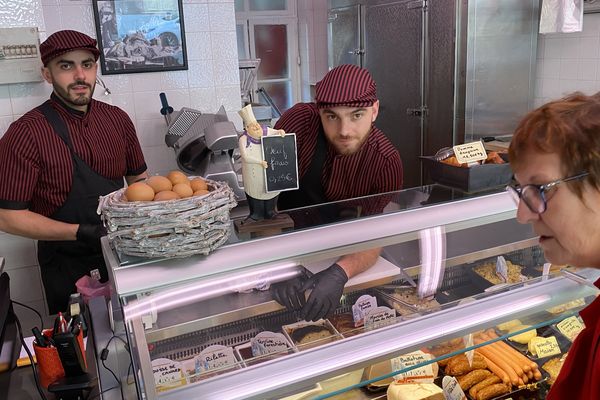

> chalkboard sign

[{"left": 261, "top": 133, "right": 299, "bottom": 193}]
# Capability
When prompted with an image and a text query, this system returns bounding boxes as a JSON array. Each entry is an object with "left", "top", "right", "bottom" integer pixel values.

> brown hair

[{"left": 509, "top": 92, "right": 600, "bottom": 197}]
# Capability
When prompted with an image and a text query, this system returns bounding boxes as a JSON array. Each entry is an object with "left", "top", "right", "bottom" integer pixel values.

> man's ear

[
  {"left": 41, "top": 66, "right": 52, "bottom": 84},
  {"left": 371, "top": 100, "right": 380, "bottom": 122}
]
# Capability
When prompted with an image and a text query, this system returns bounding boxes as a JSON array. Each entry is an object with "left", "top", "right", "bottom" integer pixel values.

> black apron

[
  {"left": 278, "top": 128, "right": 328, "bottom": 210},
  {"left": 36, "top": 102, "right": 123, "bottom": 314}
]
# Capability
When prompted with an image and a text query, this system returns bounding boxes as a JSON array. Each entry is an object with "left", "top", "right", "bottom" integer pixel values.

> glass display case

[{"left": 94, "top": 185, "right": 600, "bottom": 400}]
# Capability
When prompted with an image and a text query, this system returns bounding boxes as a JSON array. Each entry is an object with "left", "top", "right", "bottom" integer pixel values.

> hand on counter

[{"left": 300, "top": 263, "right": 348, "bottom": 322}]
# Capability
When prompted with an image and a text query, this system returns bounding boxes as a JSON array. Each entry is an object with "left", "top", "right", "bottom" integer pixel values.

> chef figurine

[{"left": 238, "top": 104, "right": 286, "bottom": 221}]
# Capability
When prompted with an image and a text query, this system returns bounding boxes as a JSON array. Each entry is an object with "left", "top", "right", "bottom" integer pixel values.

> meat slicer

[{"left": 160, "top": 93, "right": 245, "bottom": 200}]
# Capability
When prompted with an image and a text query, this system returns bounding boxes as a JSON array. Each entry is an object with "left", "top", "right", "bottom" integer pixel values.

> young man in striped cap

[
  {"left": 272, "top": 64, "right": 403, "bottom": 321},
  {"left": 0, "top": 30, "right": 148, "bottom": 314}
]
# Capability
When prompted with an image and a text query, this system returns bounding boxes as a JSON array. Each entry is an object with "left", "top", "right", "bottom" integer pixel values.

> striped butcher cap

[
  {"left": 40, "top": 30, "right": 100, "bottom": 66},
  {"left": 315, "top": 64, "right": 377, "bottom": 109}
]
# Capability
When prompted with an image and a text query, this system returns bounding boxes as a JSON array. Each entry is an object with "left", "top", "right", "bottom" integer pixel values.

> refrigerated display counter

[{"left": 93, "top": 185, "right": 598, "bottom": 400}]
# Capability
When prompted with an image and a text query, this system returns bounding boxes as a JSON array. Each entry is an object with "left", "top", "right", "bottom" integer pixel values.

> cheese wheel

[{"left": 508, "top": 325, "right": 537, "bottom": 344}]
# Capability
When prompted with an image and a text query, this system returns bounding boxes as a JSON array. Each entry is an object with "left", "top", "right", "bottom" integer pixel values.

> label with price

[
  {"left": 557, "top": 316, "right": 585, "bottom": 342},
  {"left": 534, "top": 336, "right": 561, "bottom": 358}
]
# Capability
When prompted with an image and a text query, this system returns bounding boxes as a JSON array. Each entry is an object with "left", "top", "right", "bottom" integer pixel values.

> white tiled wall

[
  {"left": 535, "top": 13, "right": 600, "bottom": 107},
  {"left": 0, "top": 0, "right": 241, "bottom": 329}
]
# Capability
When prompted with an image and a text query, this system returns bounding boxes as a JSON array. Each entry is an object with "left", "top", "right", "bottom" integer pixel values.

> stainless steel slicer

[{"left": 160, "top": 93, "right": 245, "bottom": 200}]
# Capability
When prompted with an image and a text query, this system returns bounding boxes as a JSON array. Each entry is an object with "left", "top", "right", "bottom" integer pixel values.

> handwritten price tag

[
  {"left": 442, "top": 375, "right": 467, "bottom": 400},
  {"left": 534, "top": 336, "right": 561, "bottom": 358},
  {"left": 496, "top": 256, "right": 508, "bottom": 283},
  {"left": 557, "top": 316, "right": 584, "bottom": 342},
  {"left": 151, "top": 358, "right": 185, "bottom": 389},
  {"left": 199, "top": 345, "right": 237, "bottom": 371},
  {"left": 391, "top": 350, "right": 436, "bottom": 383},
  {"left": 453, "top": 141, "right": 487, "bottom": 164},
  {"left": 251, "top": 332, "right": 289, "bottom": 356},
  {"left": 352, "top": 294, "right": 378, "bottom": 327},
  {"left": 364, "top": 306, "right": 396, "bottom": 330}
]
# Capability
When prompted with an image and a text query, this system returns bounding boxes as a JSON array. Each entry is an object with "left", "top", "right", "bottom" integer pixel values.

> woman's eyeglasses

[{"left": 506, "top": 172, "right": 589, "bottom": 214}]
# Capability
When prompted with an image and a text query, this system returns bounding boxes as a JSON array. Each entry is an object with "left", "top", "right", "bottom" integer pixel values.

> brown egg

[
  {"left": 167, "top": 170, "right": 190, "bottom": 186},
  {"left": 172, "top": 183, "right": 193, "bottom": 198},
  {"left": 190, "top": 177, "right": 208, "bottom": 192},
  {"left": 193, "top": 189, "right": 210, "bottom": 197},
  {"left": 153, "top": 190, "right": 181, "bottom": 201},
  {"left": 147, "top": 175, "right": 172, "bottom": 193},
  {"left": 125, "top": 182, "right": 155, "bottom": 201}
]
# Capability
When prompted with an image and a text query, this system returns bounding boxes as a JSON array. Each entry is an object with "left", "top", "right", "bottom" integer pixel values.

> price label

[
  {"left": 251, "top": 332, "right": 289, "bottom": 356},
  {"left": 453, "top": 141, "right": 487, "bottom": 164},
  {"left": 496, "top": 256, "right": 508, "bottom": 283},
  {"left": 463, "top": 334, "right": 474, "bottom": 366},
  {"left": 198, "top": 345, "right": 237, "bottom": 371},
  {"left": 442, "top": 375, "right": 467, "bottom": 400},
  {"left": 557, "top": 316, "right": 584, "bottom": 342},
  {"left": 534, "top": 336, "right": 561, "bottom": 358},
  {"left": 364, "top": 306, "right": 396, "bottom": 329},
  {"left": 151, "top": 358, "right": 185, "bottom": 388},
  {"left": 391, "top": 350, "right": 436, "bottom": 383},
  {"left": 352, "top": 294, "right": 378, "bottom": 327}
]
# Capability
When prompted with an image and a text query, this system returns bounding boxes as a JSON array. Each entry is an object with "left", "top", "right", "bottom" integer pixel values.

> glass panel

[
  {"left": 259, "top": 81, "right": 292, "bottom": 113},
  {"left": 236, "top": 24, "right": 247, "bottom": 59},
  {"left": 234, "top": 0, "right": 244, "bottom": 12},
  {"left": 249, "top": 0, "right": 287, "bottom": 11},
  {"left": 254, "top": 24, "right": 288, "bottom": 80}
]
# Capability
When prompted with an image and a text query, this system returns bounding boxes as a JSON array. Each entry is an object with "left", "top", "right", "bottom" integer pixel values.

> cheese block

[
  {"left": 507, "top": 324, "right": 537, "bottom": 344},
  {"left": 387, "top": 383, "right": 444, "bottom": 400},
  {"left": 497, "top": 319, "right": 522, "bottom": 331}
]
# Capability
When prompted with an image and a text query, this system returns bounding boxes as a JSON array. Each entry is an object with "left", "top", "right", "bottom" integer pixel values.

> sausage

[
  {"left": 469, "top": 375, "right": 502, "bottom": 398},
  {"left": 475, "top": 344, "right": 519, "bottom": 385},
  {"left": 485, "top": 329, "right": 539, "bottom": 372},
  {"left": 476, "top": 352, "right": 510, "bottom": 385},
  {"left": 457, "top": 369, "right": 491, "bottom": 390},
  {"left": 477, "top": 383, "right": 510, "bottom": 400},
  {"left": 478, "top": 331, "right": 531, "bottom": 374},
  {"left": 475, "top": 335, "right": 525, "bottom": 378}
]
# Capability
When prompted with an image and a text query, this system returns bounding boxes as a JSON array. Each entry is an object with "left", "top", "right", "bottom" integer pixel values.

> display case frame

[{"left": 97, "top": 188, "right": 599, "bottom": 400}]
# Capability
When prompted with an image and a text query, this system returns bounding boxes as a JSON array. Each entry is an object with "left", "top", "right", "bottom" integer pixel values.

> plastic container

[{"left": 421, "top": 154, "right": 511, "bottom": 192}]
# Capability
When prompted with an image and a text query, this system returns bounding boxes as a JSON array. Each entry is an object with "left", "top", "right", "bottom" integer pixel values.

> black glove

[
  {"left": 300, "top": 263, "right": 348, "bottom": 322},
  {"left": 271, "top": 272, "right": 309, "bottom": 311},
  {"left": 76, "top": 224, "right": 107, "bottom": 248}
]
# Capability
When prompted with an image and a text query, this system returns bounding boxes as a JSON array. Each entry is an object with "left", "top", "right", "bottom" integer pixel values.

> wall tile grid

[
  {"left": 0, "top": 0, "right": 240, "bottom": 324},
  {"left": 535, "top": 13, "right": 600, "bottom": 108}
]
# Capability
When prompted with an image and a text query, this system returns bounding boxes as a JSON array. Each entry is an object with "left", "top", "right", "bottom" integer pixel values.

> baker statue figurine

[{"left": 238, "top": 104, "right": 286, "bottom": 221}]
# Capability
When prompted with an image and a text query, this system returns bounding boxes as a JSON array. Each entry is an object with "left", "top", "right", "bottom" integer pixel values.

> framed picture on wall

[{"left": 92, "top": 0, "right": 187, "bottom": 74}]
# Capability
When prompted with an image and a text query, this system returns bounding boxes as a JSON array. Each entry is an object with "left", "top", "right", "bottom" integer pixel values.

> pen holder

[{"left": 33, "top": 329, "right": 86, "bottom": 389}]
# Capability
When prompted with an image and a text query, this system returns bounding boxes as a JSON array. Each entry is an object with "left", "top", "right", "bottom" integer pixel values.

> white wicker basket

[{"left": 99, "top": 178, "right": 237, "bottom": 258}]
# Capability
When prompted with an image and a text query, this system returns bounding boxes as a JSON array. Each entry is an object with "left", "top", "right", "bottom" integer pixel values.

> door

[
  {"left": 327, "top": 5, "right": 362, "bottom": 68},
  {"left": 364, "top": 1, "right": 425, "bottom": 188},
  {"left": 248, "top": 18, "right": 299, "bottom": 113}
]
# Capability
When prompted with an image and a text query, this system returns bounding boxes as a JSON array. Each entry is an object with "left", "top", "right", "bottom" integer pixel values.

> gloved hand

[
  {"left": 300, "top": 263, "right": 348, "bottom": 322},
  {"left": 271, "top": 271, "right": 309, "bottom": 311},
  {"left": 76, "top": 224, "right": 107, "bottom": 248}
]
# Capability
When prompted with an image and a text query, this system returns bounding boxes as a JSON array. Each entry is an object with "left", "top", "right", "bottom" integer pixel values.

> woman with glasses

[{"left": 508, "top": 92, "right": 600, "bottom": 399}]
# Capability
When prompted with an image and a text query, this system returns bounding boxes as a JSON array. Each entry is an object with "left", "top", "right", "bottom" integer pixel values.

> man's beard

[{"left": 53, "top": 80, "right": 95, "bottom": 108}]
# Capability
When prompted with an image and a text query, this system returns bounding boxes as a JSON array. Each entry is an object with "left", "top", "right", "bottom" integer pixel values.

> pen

[
  {"left": 32, "top": 327, "right": 47, "bottom": 348},
  {"left": 54, "top": 312, "right": 69, "bottom": 334}
]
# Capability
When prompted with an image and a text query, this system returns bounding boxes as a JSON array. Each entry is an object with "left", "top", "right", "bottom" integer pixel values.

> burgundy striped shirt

[
  {"left": 0, "top": 94, "right": 147, "bottom": 217},
  {"left": 274, "top": 103, "right": 402, "bottom": 213}
]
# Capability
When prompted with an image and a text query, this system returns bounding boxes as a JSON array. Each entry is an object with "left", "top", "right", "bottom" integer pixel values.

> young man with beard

[
  {"left": 0, "top": 30, "right": 148, "bottom": 314},
  {"left": 271, "top": 64, "right": 403, "bottom": 321}
]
